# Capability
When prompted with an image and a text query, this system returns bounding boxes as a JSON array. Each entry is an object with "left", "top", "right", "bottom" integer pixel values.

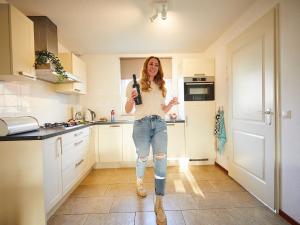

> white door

[{"left": 228, "top": 9, "right": 276, "bottom": 209}]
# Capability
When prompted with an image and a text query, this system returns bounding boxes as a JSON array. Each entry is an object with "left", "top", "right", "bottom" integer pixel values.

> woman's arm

[
  {"left": 161, "top": 97, "right": 178, "bottom": 113},
  {"left": 125, "top": 89, "right": 138, "bottom": 113}
]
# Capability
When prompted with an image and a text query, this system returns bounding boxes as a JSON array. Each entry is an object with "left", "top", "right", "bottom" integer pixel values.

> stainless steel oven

[{"left": 184, "top": 76, "right": 215, "bottom": 101}]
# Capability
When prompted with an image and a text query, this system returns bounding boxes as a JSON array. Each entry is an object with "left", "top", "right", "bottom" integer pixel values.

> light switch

[{"left": 281, "top": 110, "right": 292, "bottom": 119}]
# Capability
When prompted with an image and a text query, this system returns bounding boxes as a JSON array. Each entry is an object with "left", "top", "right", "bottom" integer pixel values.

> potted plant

[{"left": 35, "top": 50, "right": 68, "bottom": 81}]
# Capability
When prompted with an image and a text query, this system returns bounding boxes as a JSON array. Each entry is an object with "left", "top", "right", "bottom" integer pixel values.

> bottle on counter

[
  {"left": 132, "top": 74, "right": 142, "bottom": 105},
  {"left": 111, "top": 110, "right": 115, "bottom": 122}
]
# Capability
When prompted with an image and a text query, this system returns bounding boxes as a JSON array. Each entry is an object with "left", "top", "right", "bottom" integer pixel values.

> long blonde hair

[{"left": 140, "top": 56, "right": 166, "bottom": 97}]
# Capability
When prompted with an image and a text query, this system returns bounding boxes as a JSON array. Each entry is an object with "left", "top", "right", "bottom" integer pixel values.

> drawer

[
  {"left": 62, "top": 136, "right": 89, "bottom": 171},
  {"left": 62, "top": 127, "right": 89, "bottom": 146},
  {"left": 62, "top": 154, "right": 88, "bottom": 195}
]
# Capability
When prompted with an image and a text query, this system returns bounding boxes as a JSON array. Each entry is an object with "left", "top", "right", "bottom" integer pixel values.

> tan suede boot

[
  {"left": 136, "top": 178, "right": 147, "bottom": 197},
  {"left": 154, "top": 195, "right": 167, "bottom": 225}
]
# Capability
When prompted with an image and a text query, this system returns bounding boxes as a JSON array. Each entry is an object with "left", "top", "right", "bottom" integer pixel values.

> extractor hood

[{"left": 29, "top": 16, "right": 80, "bottom": 83}]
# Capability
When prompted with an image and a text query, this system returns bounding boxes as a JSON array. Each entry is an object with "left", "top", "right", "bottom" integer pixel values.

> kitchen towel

[{"left": 214, "top": 108, "right": 227, "bottom": 153}]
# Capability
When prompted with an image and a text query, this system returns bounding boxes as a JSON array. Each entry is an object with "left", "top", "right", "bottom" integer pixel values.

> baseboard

[
  {"left": 214, "top": 161, "right": 228, "bottom": 175},
  {"left": 279, "top": 209, "right": 300, "bottom": 225}
]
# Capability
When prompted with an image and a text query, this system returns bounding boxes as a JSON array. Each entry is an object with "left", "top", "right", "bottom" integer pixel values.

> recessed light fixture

[{"left": 149, "top": 1, "right": 168, "bottom": 22}]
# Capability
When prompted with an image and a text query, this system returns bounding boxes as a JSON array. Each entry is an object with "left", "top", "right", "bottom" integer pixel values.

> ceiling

[{"left": 7, "top": 0, "right": 255, "bottom": 54}]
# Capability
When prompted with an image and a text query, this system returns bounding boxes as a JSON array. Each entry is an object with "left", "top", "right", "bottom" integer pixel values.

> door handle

[{"left": 264, "top": 108, "right": 273, "bottom": 125}]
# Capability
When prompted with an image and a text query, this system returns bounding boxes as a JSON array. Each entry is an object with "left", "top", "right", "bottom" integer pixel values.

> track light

[
  {"left": 149, "top": 10, "right": 158, "bottom": 22},
  {"left": 161, "top": 4, "right": 167, "bottom": 20},
  {"left": 149, "top": 2, "right": 168, "bottom": 22}
]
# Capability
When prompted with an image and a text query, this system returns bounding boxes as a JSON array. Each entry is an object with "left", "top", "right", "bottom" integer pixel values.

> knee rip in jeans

[
  {"left": 154, "top": 153, "right": 166, "bottom": 160},
  {"left": 138, "top": 155, "right": 148, "bottom": 163}
]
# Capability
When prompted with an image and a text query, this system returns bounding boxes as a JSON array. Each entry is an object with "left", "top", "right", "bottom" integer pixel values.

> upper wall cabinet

[
  {"left": 56, "top": 53, "right": 87, "bottom": 94},
  {"left": 0, "top": 4, "right": 36, "bottom": 81},
  {"left": 182, "top": 58, "right": 215, "bottom": 77}
]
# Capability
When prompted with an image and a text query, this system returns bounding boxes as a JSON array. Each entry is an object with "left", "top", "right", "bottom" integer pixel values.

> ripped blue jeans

[{"left": 132, "top": 115, "right": 168, "bottom": 196}]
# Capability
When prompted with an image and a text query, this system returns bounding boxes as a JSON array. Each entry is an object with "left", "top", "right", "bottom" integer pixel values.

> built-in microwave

[{"left": 184, "top": 76, "right": 215, "bottom": 101}]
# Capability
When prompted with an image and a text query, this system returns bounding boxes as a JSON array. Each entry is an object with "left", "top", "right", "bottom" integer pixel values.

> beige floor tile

[
  {"left": 48, "top": 214, "right": 87, "bottom": 225},
  {"left": 50, "top": 166, "right": 288, "bottom": 225},
  {"left": 71, "top": 184, "right": 109, "bottom": 197},
  {"left": 193, "top": 190, "right": 263, "bottom": 209},
  {"left": 182, "top": 209, "right": 235, "bottom": 225},
  {"left": 209, "top": 179, "right": 245, "bottom": 192},
  {"left": 84, "top": 213, "right": 135, "bottom": 225},
  {"left": 105, "top": 183, "right": 155, "bottom": 196},
  {"left": 81, "top": 174, "right": 130, "bottom": 185},
  {"left": 226, "top": 207, "right": 290, "bottom": 225},
  {"left": 110, "top": 195, "right": 154, "bottom": 212},
  {"left": 135, "top": 211, "right": 186, "bottom": 225},
  {"left": 166, "top": 179, "right": 216, "bottom": 194},
  {"left": 164, "top": 194, "right": 199, "bottom": 210},
  {"left": 55, "top": 197, "right": 114, "bottom": 214}
]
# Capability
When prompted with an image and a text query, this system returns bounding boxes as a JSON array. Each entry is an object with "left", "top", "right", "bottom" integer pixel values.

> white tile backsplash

[{"left": 0, "top": 80, "right": 80, "bottom": 124}]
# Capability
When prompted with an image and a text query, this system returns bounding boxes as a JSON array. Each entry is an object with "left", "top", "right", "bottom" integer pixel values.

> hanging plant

[{"left": 35, "top": 50, "right": 67, "bottom": 81}]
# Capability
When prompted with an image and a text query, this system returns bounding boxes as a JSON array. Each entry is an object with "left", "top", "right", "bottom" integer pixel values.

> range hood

[{"left": 29, "top": 16, "right": 80, "bottom": 83}]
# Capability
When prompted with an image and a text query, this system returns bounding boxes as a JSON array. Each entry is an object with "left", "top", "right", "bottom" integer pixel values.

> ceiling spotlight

[
  {"left": 149, "top": 10, "right": 158, "bottom": 22},
  {"left": 161, "top": 3, "right": 167, "bottom": 20},
  {"left": 149, "top": 1, "right": 168, "bottom": 22}
]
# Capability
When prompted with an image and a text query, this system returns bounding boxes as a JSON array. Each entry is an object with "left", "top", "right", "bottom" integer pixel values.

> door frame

[{"left": 227, "top": 5, "right": 281, "bottom": 213}]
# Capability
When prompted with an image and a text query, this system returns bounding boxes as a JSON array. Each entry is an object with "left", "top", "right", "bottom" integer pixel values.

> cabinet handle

[
  {"left": 18, "top": 71, "right": 36, "bottom": 80},
  {"left": 109, "top": 125, "right": 120, "bottom": 127},
  {"left": 75, "top": 159, "right": 84, "bottom": 168},
  {"left": 167, "top": 123, "right": 175, "bottom": 126},
  {"left": 74, "top": 140, "right": 83, "bottom": 146},
  {"left": 74, "top": 131, "right": 83, "bottom": 137},
  {"left": 56, "top": 137, "right": 62, "bottom": 157},
  {"left": 74, "top": 88, "right": 80, "bottom": 92}
]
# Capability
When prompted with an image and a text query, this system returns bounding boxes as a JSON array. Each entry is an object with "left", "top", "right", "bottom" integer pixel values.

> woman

[{"left": 125, "top": 56, "right": 178, "bottom": 225}]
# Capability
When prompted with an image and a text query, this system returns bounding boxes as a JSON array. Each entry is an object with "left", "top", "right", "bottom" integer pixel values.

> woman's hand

[
  {"left": 161, "top": 97, "right": 179, "bottom": 113},
  {"left": 125, "top": 88, "right": 138, "bottom": 113},
  {"left": 129, "top": 88, "right": 138, "bottom": 103},
  {"left": 168, "top": 97, "right": 179, "bottom": 106}
]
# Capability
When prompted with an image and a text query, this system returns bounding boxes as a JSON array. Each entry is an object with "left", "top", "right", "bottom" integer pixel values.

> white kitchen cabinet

[
  {"left": 98, "top": 124, "right": 123, "bottom": 162},
  {"left": 61, "top": 127, "right": 90, "bottom": 194},
  {"left": 122, "top": 124, "right": 136, "bottom": 162},
  {"left": 88, "top": 126, "right": 98, "bottom": 167},
  {"left": 0, "top": 3, "right": 36, "bottom": 81},
  {"left": 182, "top": 57, "right": 214, "bottom": 77},
  {"left": 185, "top": 101, "right": 216, "bottom": 163},
  {"left": 56, "top": 53, "right": 87, "bottom": 94},
  {"left": 167, "top": 123, "right": 186, "bottom": 159},
  {"left": 42, "top": 136, "right": 63, "bottom": 213}
]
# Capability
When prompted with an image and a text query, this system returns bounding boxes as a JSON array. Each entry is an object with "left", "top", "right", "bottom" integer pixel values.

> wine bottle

[{"left": 132, "top": 74, "right": 142, "bottom": 105}]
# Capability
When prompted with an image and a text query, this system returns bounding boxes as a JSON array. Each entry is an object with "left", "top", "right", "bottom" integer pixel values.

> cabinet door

[
  {"left": 122, "top": 124, "right": 137, "bottom": 162},
  {"left": 167, "top": 123, "right": 186, "bottom": 159},
  {"left": 43, "top": 136, "right": 63, "bottom": 213},
  {"left": 185, "top": 101, "right": 215, "bottom": 160},
  {"left": 98, "top": 125, "right": 122, "bottom": 162},
  {"left": 182, "top": 58, "right": 214, "bottom": 77},
  {"left": 88, "top": 126, "right": 98, "bottom": 167},
  {"left": 10, "top": 5, "right": 35, "bottom": 77}
]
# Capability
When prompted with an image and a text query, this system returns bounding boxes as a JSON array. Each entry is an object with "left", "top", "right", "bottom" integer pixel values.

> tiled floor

[{"left": 49, "top": 165, "right": 289, "bottom": 225}]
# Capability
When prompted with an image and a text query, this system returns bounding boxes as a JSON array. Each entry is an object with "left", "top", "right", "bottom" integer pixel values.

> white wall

[
  {"left": 279, "top": 0, "right": 300, "bottom": 222},
  {"left": 80, "top": 53, "right": 211, "bottom": 121},
  {"left": 205, "top": 0, "right": 300, "bottom": 222},
  {"left": 0, "top": 42, "right": 80, "bottom": 125}
]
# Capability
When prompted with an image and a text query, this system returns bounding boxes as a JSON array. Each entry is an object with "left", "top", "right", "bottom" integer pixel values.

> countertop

[{"left": 0, "top": 120, "right": 185, "bottom": 141}]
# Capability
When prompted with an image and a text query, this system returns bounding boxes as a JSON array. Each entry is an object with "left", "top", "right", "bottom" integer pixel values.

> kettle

[{"left": 85, "top": 108, "right": 96, "bottom": 122}]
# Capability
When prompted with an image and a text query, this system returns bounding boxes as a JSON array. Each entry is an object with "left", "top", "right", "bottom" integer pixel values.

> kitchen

[{"left": 0, "top": 0, "right": 299, "bottom": 225}]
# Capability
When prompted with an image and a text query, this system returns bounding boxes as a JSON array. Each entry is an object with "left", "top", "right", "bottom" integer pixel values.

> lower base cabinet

[
  {"left": 96, "top": 122, "right": 186, "bottom": 165},
  {"left": 98, "top": 124, "right": 123, "bottom": 162}
]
